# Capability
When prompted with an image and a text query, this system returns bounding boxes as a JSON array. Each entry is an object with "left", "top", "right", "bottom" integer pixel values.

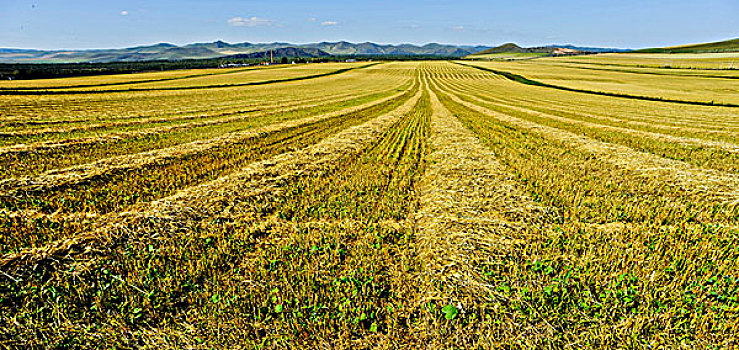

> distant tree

[{"left": 281, "top": 57, "right": 288, "bottom": 64}]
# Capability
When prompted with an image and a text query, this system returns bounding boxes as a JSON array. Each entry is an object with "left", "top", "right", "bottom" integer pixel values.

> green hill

[
  {"left": 467, "top": 43, "right": 584, "bottom": 60},
  {"left": 635, "top": 38, "right": 739, "bottom": 53},
  {"left": 472, "top": 43, "right": 554, "bottom": 55}
]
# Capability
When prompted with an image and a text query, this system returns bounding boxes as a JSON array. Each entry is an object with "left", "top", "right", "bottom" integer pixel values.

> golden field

[{"left": 0, "top": 58, "right": 737, "bottom": 349}]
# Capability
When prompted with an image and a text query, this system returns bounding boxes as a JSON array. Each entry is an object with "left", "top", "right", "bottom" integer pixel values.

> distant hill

[
  {"left": 297, "top": 42, "right": 489, "bottom": 56},
  {"left": 554, "top": 45, "right": 633, "bottom": 53},
  {"left": 0, "top": 41, "right": 492, "bottom": 63},
  {"left": 467, "top": 43, "right": 583, "bottom": 59},
  {"left": 186, "top": 41, "right": 490, "bottom": 57},
  {"left": 0, "top": 43, "right": 224, "bottom": 63},
  {"left": 473, "top": 43, "right": 554, "bottom": 55},
  {"left": 466, "top": 43, "right": 635, "bottom": 60},
  {"left": 469, "top": 43, "right": 632, "bottom": 57},
  {"left": 635, "top": 38, "right": 739, "bottom": 53}
]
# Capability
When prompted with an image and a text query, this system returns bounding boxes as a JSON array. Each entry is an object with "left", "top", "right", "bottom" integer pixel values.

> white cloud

[
  {"left": 120, "top": 10, "right": 128, "bottom": 16},
  {"left": 452, "top": 25, "right": 465, "bottom": 32},
  {"left": 227, "top": 16, "right": 274, "bottom": 27},
  {"left": 306, "top": 17, "right": 317, "bottom": 22},
  {"left": 321, "top": 21, "right": 339, "bottom": 26}
]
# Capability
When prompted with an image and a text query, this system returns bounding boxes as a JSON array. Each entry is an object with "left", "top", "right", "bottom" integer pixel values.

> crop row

[
  {"left": 0, "top": 74, "right": 426, "bottom": 347},
  {"left": 0, "top": 82, "right": 392, "bottom": 141},
  {"left": 0, "top": 65, "right": 409, "bottom": 133},
  {"left": 0, "top": 66, "right": 276, "bottom": 90},
  {"left": 439, "top": 78, "right": 739, "bottom": 173},
  {"left": 436, "top": 69, "right": 739, "bottom": 134},
  {"left": 461, "top": 61, "right": 739, "bottom": 106},
  {"left": 1, "top": 86, "right": 415, "bottom": 200},
  {"left": 0, "top": 63, "right": 412, "bottom": 123},
  {"left": 1, "top": 62, "right": 736, "bottom": 348},
  {"left": 434, "top": 78, "right": 739, "bottom": 221},
  {"left": 0, "top": 63, "right": 370, "bottom": 95},
  {"left": 430, "top": 64, "right": 739, "bottom": 176},
  {"left": 0, "top": 82, "right": 419, "bottom": 253},
  {"left": 0, "top": 82, "right": 412, "bottom": 178},
  {"left": 546, "top": 54, "right": 739, "bottom": 71},
  {"left": 412, "top": 72, "right": 558, "bottom": 346},
  {"left": 422, "top": 63, "right": 738, "bottom": 346}
]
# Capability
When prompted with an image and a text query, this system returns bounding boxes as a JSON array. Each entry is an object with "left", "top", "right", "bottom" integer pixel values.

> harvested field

[
  {"left": 1, "top": 60, "right": 737, "bottom": 349},
  {"left": 553, "top": 52, "right": 739, "bottom": 70}
]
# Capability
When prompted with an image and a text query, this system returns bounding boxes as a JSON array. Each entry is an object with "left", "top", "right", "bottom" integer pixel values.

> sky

[{"left": 0, "top": 0, "right": 737, "bottom": 50}]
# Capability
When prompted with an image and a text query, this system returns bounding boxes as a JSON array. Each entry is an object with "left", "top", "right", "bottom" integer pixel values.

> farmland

[
  {"left": 543, "top": 52, "right": 739, "bottom": 70},
  {"left": 0, "top": 58, "right": 738, "bottom": 349}
]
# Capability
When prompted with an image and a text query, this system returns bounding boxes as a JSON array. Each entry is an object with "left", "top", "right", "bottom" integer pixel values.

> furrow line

[
  {"left": 0, "top": 87, "right": 379, "bottom": 137},
  {"left": 458, "top": 87, "right": 739, "bottom": 154},
  {"left": 0, "top": 85, "right": 424, "bottom": 276},
  {"left": 415, "top": 76, "right": 555, "bottom": 304},
  {"left": 0, "top": 86, "right": 414, "bottom": 197},
  {"left": 456, "top": 62, "right": 739, "bottom": 108},
  {"left": 436, "top": 79, "right": 739, "bottom": 204},
  {"left": 439, "top": 76, "right": 739, "bottom": 133},
  {"left": 0, "top": 63, "right": 378, "bottom": 95},
  {"left": 0, "top": 66, "right": 275, "bottom": 91},
  {"left": 0, "top": 88, "right": 397, "bottom": 156}
]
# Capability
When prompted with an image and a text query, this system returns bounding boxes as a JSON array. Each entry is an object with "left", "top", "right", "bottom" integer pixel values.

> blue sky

[{"left": 1, "top": 0, "right": 737, "bottom": 50}]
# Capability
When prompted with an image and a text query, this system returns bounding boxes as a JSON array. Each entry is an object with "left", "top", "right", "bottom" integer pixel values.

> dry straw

[
  {"left": 0, "top": 87, "right": 413, "bottom": 197},
  {"left": 0, "top": 84, "right": 423, "bottom": 278},
  {"left": 436, "top": 79, "right": 739, "bottom": 205}
]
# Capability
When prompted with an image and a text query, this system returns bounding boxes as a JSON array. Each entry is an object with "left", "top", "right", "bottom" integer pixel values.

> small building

[{"left": 219, "top": 63, "right": 250, "bottom": 68}]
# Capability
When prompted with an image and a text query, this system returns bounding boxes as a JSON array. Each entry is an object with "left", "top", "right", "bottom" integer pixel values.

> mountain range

[
  {"left": 0, "top": 41, "right": 493, "bottom": 63},
  {"left": 2, "top": 38, "right": 735, "bottom": 64}
]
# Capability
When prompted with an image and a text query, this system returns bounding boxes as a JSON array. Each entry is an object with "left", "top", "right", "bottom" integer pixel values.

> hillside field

[
  {"left": 549, "top": 52, "right": 739, "bottom": 70},
  {"left": 635, "top": 38, "right": 739, "bottom": 54},
  {"left": 1, "top": 57, "right": 738, "bottom": 349}
]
